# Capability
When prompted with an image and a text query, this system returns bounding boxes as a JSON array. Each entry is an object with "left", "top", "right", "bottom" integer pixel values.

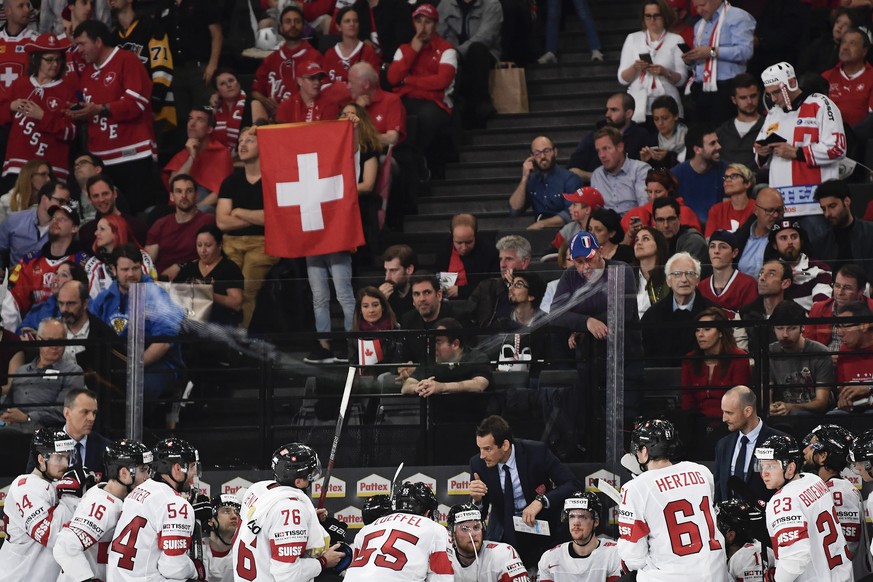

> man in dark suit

[
  {"left": 25, "top": 387, "right": 111, "bottom": 478},
  {"left": 468, "top": 415, "right": 580, "bottom": 566},
  {"left": 714, "top": 385, "right": 788, "bottom": 503}
]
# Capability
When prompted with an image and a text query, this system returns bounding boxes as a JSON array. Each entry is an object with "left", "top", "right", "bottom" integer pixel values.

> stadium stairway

[{"left": 390, "top": 0, "right": 638, "bottom": 264}]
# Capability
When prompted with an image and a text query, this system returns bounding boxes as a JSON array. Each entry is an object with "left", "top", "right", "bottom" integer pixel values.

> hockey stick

[
  {"left": 727, "top": 475, "right": 772, "bottom": 574},
  {"left": 596, "top": 478, "right": 622, "bottom": 506},
  {"left": 389, "top": 461, "right": 404, "bottom": 503},
  {"left": 317, "top": 367, "right": 355, "bottom": 509}
]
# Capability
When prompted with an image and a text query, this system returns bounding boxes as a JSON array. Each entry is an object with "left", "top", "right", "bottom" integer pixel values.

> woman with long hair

[
  {"left": 622, "top": 168, "right": 701, "bottom": 243},
  {"left": 211, "top": 68, "right": 249, "bottom": 156},
  {"left": 631, "top": 226, "right": 669, "bottom": 317},
  {"left": 0, "top": 159, "right": 53, "bottom": 222},
  {"left": 589, "top": 207, "right": 634, "bottom": 263},
  {"left": 176, "top": 224, "right": 244, "bottom": 326},
  {"left": 706, "top": 163, "right": 756, "bottom": 236},
  {"left": 681, "top": 306, "right": 751, "bottom": 418},
  {"left": 84, "top": 214, "right": 157, "bottom": 296},
  {"left": 322, "top": 7, "right": 382, "bottom": 84}
]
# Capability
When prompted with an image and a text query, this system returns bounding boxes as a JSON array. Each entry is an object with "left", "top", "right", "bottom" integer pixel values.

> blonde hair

[
  {"left": 10, "top": 159, "right": 50, "bottom": 212},
  {"left": 726, "top": 163, "right": 755, "bottom": 188}
]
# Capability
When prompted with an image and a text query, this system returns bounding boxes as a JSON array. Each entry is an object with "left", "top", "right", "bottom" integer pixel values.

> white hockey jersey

[
  {"left": 106, "top": 478, "right": 197, "bottom": 582},
  {"left": 826, "top": 477, "right": 873, "bottom": 579},
  {"left": 345, "top": 512, "right": 454, "bottom": 582},
  {"left": 765, "top": 473, "right": 852, "bottom": 582},
  {"left": 617, "top": 461, "right": 730, "bottom": 582},
  {"left": 0, "top": 472, "right": 80, "bottom": 582},
  {"left": 728, "top": 542, "right": 775, "bottom": 582},
  {"left": 537, "top": 538, "right": 623, "bottom": 582},
  {"left": 232, "top": 480, "right": 330, "bottom": 582},
  {"left": 55, "top": 483, "right": 124, "bottom": 581},
  {"left": 203, "top": 541, "right": 233, "bottom": 582},
  {"left": 755, "top": 92, "right": 845, "bottom": 216},
  {"left": 448, "top": 540, "right": 529, "bottom": 582}
]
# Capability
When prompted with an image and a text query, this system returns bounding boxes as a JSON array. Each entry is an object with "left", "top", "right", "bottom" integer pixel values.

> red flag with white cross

[{"left": 259, "top": 120, "right": 364, "bottom": 258}]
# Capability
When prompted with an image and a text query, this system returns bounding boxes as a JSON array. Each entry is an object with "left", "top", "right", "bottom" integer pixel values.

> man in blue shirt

[
  {"left": 89, "top": 243, "right": 184, "bottom": 423},
  {"left": 508, "top": 135, "right": 582, "bottom": 230},
  {"left": 0, "top": 181, "right": 71, "bottom": 274},
  {"left": 683, "top": 0, "right": 756, "bottom": 125},
  {"left": 671, "top": 125, "right": 727, "bottom": 223}
]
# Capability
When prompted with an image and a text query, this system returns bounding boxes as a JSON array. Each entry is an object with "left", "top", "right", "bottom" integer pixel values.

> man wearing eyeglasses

[
  {"left": 509, "top": 135, "right": 582, "bottom": 230},
  {"left": 642, "top": 251, "right": 717, "bottom": 366},
  {"left": 805, "top": 263, "right": 873, "bottom": 351},
  {"left": 735, "top": 187, "right": 784, "bottom": 277},
  {"left": 0, "top": 178, "right": 71, "bottom": 275},
  {"left": 832, "top": 301, "right": 873, "bottom": 413}
]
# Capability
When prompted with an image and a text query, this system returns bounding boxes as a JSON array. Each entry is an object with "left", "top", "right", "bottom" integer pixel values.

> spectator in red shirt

[
  {"left": 621, "top": 168, "right": 701, "bottom": 245},
  {"left": 275, "top": 61, "right": 342, "bottom": 123},
  {"left": 387, "top": 4, "right": 457, "bottom": 176},
  {"left": 805, "top": 263, "right": 873, "bottom": 351},
  {"left": 251, "top": 5, "right": 322, "bottom": 122},
  {"left": 822, "top": 27, "right": 873, "bottom": 127},
  {"left": 833, "top": 300, "right": 873, "bottom": 413},
  {"left": 162, "top": 105, "right": 233, "bottom": 212},
  {"left": 705, "top": 162, "right": 756, "bottom": 236},
  {"left": 145, "top": 173, "right": 215, "bottom": 280},
  {"left": 349, "top": 62, "right": 406, "bottom": 147},
  {"left": 211, "top": 68, "right": 248, "bottom": 156},
  {"left": 698, "top": 229, "right": 757, "bottom": 317},
  {"left": 681, "top": 306, "right": 751, "bottom": 418},
  {"left": 322, "top": 7, "right": 381, "bottom": 85}
]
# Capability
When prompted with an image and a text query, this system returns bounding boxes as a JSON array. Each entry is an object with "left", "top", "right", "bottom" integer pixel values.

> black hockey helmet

[
  {"left": 561, "top": 491, "right": 602, "bottom": 522},
  {"left": 716, "top": 499, "right": 764, "bottom": 542},
  {"left": 105, "top": 438, "right": 152, "bottom": 481},
  {"left": 631, "top": 418, "right": 681, "bottom": 460},
  {"left": 362, "top": 494, "right": 392, "bottom": 525},
  {"left": 271, "top": 443, "right": 321, "bottom": 486},
  {"left": 392, "top": 481, "right": 438, "bottom": 518},
  {"left": 151, "top": 437, "right": 199, "bottom": 476},
  {"left": 211, "top": 493, "right": 242, "bottom": 519},
  {"left": 447, "top": 503, "right": 484, "bottom": 529},
  {"left": 31, "top": 427, "right": 75, "bottom": 462},
  {"left": 755, "top": 435, "right": 802, "bottom": 474},
  {"left": 850, "top": 428, "right": 873, "bottom": 468},
  {"left": 802, "top": 424, "right": 855, "bottom": 471}
]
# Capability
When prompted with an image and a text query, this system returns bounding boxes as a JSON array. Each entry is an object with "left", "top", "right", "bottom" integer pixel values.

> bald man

[
  {"left": 736, "top": 188, "right": 785, "bottom": 277},
  {"left": 713, "top": 385, "right": 788, "bottom": 503}
]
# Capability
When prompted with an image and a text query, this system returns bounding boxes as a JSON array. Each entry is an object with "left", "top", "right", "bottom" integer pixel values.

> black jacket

[
  {"left": 812, "top": 218, "right": 873, "bottom": 283},
  {"left": 641, "top": 291, "right": 717, "bottom": 366},
  {"left": 713, "top": 420, "right": 789, "bottom": 503},
  {"left": 434, "top": 234, "right": 499, "bottom": 300}
]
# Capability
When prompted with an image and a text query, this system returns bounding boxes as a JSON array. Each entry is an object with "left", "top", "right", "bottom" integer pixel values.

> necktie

[
  {"left": 733, "top": 435, "right": 748, "bottom": 479},
  {"left": 503, "top": 465, "right": 516, "bottom": 544},
  {"left": 75, "top": 442, "right": 84, "bottom": 468}
]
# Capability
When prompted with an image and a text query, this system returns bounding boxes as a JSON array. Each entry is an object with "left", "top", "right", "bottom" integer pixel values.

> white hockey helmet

[
  {"left": 255, "top": 27, "right": 280, "bottom": 51},
  {"left": 761, "top": 62, "right": 798, "bottom": 91}
]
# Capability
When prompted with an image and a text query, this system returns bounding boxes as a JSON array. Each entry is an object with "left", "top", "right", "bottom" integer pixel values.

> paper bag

[{"left": 490, "top": 63, "right": 529, "bottom": 114}]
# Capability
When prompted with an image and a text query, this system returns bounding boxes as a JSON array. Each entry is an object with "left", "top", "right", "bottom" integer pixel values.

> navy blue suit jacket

[
  {"left": 469, "top": 439, "right": 580, "bottom": 542},
  {"left": 26, "top": 429, "right": 111, "bottom": 479},
  {"left": 713, "top": 421, "right": 788, "bottom": 503}
]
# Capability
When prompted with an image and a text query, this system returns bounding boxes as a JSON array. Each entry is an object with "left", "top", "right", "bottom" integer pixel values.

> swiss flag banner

[{"left": 259, "top": 120, "right": 365, "bottom": 258}]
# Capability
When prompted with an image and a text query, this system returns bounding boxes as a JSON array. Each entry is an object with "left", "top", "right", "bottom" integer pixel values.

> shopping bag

[{"left": 489, "top": 62, "right": 529, "bottom": 114}]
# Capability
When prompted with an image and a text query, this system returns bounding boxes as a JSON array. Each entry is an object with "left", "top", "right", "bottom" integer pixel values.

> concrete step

[
  {"left": 528, "top": 89, "right": 616, "bottom": 112},
  {"left": 418, "top": 196, "right": 509, "bottom": 214},
  {"left": 404, "top": 212, "right": 533, "bottom": 233},
  {"left": 443, "top": 157, "right": 571, "bottom": 180},
  {"left": 527, "top": 77, "right": 623, "bottom": 96},
  {"left": 465, "top": 125, "right": 589, "bottom": 146},
  {"left": 487, "top": 109, "right": 599, "bottom": 129},
  {"left": 458, "top": 140, "right": 576, "bottom": 163},
  {"left": 428, "top": 177, "right": 517, "bottom": 197},
  {"left": 526, "top": 63, "right": 624, "bottom": 81}
]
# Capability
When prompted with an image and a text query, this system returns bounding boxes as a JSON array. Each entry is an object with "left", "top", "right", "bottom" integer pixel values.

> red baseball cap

[
  {"left": 563, "top": 186, "right": 605, "bottom": 209},
  {"left": 299, "top": 61, "right": 326, "bottom": 78},
  {"left": 412, "top": 3, "right": 439, "bottom": 22}
]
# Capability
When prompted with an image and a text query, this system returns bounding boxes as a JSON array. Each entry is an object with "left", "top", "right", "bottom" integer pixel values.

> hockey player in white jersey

[
  {"left": 346, "top": 481, "right": 454, "bottom": 581},
  {"left": 0, "top": 428, "right": 87, "bottom": 581},
  {"left": 446, "top": 503, "right": 529, "bottom": 582},
  {"left": 849, "top": 428, "right": 873, "bottom": 570},
  {"left": 801, "top": 424, "right": 872, "bottom": 579},
  {"left": 107, "top": 437, "right": 206, "bottom": 582},
  {"left": 55, "top": 438, "right": 153, "bottom": 582},
  {"left": 537, "top": 491, "right": 622, "bottom": 582},
  {"left": 617, "top": 418, "right": 730, "bottom": 582},
  {"left": 756, "top": 434, "right": 852, "bottom": 582},
  {"left": 232, "top": 442, "right": 347, "bottom": 582},
  {"left": 716, "top": 499, "right": 774, "bottom": 582},
  {"left": 202, "top": 494, "right": 240, "bottom": 582}
]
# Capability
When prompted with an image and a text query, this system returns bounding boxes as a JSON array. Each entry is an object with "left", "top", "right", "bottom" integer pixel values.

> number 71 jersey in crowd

[
  {"left": 765, "top": 473, "right": 852, "bottom": 582},
  {"left": 617, "top": 460, "right": 730, "bottom": 582},
  {"left": 106, "top": 478, "right": 198, "bottom": 582},
  {"left": 345, "top": 512, "right": 454, "bottom": 582},
  {"left": 54, "top": 483, "right": 123, "bottom": 582}
]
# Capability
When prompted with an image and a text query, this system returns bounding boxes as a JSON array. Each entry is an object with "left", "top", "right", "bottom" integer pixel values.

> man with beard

[
  {"left": 202, "top": 494, "right": 241, "bottom": 581},
  {"left": 800, "top": 424, "right": 870, "bottom": 579},
  {"left": 811, "top": 179, "right": 873, "bottom": 282},
  {"left": 70, "top": 153, "right": 104, "bottom": 222},
  {"left": 671, "top": 125, "right": 727, "bottom": 223},
  {"left": 251, "top": 5, "right": 322, "bottom": 122},
  {"left": 447, "top": 503, "right": 529, "bottom": 582},
  {"left": 589, "top": 127, "right": 651, "bottom": 215},
  {"left": 161, "top": 106, "right": 233, "bottom": 211},
  {"left": 537, "top": 492, "right": 622, "bottom": 581},
  {"left": 78, "top": 173, "right": 149, "bottom": 252},
  {"left": 146, "top": 173, "right": 216, "bottom": 278},
  {"left": 509, "top": 135, "right": 582, "bottom": 230},
  {"left": 57, "top": 279, "right": 124, "bottom": 391},
  {"left": 4, "top": 196, "right": 88, "bottom": 330},
  {"left": 568, "top": 93, "right": 657, "bottom": 181},
  {"left": 737, "top": 259, "right": 793, "bottom": 355},
  {"left": 766, "top": 220, "right": 832, "bottom": 311},
  {"left": 768, "top": 300, "right": 834, "bottom": 416},
  {"left": 716, "top": 74, "right": 764, "bottom": 173}
]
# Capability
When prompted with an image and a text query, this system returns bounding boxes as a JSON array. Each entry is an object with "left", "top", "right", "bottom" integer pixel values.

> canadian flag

[
  {"left": 259, "top": 120, "right": 365, "bottom": 258},
  {"left": 358, "top": 339, "right": 383, "bottom": 366}
]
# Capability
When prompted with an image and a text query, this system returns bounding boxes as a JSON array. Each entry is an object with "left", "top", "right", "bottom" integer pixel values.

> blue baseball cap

[{"left": 569, "top": 231, "right": 600, "bottom": 260}]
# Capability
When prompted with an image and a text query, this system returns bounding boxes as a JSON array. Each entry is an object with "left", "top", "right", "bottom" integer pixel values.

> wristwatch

[
  {"left": 709, "top": 47, "right": 717, "bottom": 59},
  {"left": 535, "top": 494, "right": 548, "bottom": 507}
]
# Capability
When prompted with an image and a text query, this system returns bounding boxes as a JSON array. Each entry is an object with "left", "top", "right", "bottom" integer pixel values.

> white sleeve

[
  {"left": 670, "top": 37, "right": 688, "bottom": 86},
  {"left": 536, "top": 550, "right": 552, "bottom": 582},
  {"left": 265, "top": 501, "right": 323, "bottom": 582},
  {"left": 1, "top": 290, "right": 21, "bottom": 333},
  {"left": 803, "top": 95, "right": 845, "bottom": 168},
  {"left": 491, "top": 544, "right": 529, "bottom": 582},
  {"left": 618, "top": 34, "right": 637, "bottom": 86},
  {"left": 767, "top": 495, "right": 810, "bottom": 582},
  {"left": 424, "top": 526, "right": 454, "bottom": 582},
  {"left": 19, "top": 480, "right": 78, "bottom": 549},
  {"left": 617, "top": 483, "right": 650, "bottom": 571},
  {"left": 53, "top": 527, "right": 96, "bottom": 581},
  {"left": 155, "top": 498, "right": 197, "bottom": 581}
]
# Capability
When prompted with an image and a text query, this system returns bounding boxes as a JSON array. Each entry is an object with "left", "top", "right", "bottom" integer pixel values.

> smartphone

[
  {"left": 678, "top": 43, "right": 692, "bottom": 54},
  {"left": 638, "top": 53, "right": 653, "bottom": 64},
  {"left": 70, "top": 103, "right": 85, "bottom": 111},
  {"left": 630, "top": 216, "right": 642, "bottom": 227}
]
